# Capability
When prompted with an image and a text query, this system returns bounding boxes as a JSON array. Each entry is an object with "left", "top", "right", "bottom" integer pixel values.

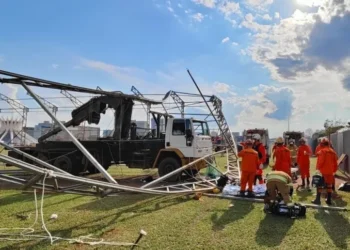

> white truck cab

[{"left": 165, "top": 118, "right": 212, "bottom": 158}]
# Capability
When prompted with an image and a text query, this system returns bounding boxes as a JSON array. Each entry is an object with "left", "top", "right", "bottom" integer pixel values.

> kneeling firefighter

[
  {"left": 264, "top": 171, "right": 306, "bottom": 218},
  {"left": 264, "top": 170, "right": 294, "bottom": 206}
]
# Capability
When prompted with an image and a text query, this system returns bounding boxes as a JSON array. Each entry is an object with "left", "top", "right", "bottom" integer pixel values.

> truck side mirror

[
  {"left": 185, "top": 129, "right": 193, "bottom": 146},
  {"left": 185, "top": 129, "right": 193, "bottom": 138}
]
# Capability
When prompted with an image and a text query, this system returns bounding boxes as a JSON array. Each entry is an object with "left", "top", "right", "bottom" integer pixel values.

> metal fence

[{"left": 330, "top": 129, "right": 350, "bottom": 174}]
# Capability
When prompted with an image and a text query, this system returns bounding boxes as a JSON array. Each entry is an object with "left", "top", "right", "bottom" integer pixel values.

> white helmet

[{"left": 252, "top": 134, "right": 261, "bottom": 141}]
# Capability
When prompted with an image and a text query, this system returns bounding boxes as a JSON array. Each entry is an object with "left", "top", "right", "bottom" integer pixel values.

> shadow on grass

[
  {"left": 211, "top": 202, "right": 254, "bottom": 231},
  {"left": 255, "top": 214, "right": 294, "bottom": 247},
  {"left": 5, "top": 194, "right": 190, "bottom": 250},
  {"left": 315, "top": 210, "right": 350, "bottom": 249},
  {"left": 0, "top": 193, "right": 38, "bottom": 207},
  {"left": 296, "top": 189, "right": 314, "bottom": 202}
]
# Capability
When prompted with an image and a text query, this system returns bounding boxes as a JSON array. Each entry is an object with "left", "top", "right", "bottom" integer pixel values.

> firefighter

[
  {"left": 297, "top": 137, "right": 312, "bottom": 190},
  {"left": 264, "top": 170, "right": 294, "bottom": 206},
  {"left": 287, "top": 139, "right": 298, "bottom": 167},
  {"left": 273, "top": 137, "right": 292, "bottom": 177},
  {"left": 312, "top": 138, "right": 338, "bottom": 205},
  {"left": 252, "top": 134, "right": 266, "bottom": 185},
  {"left": 238, "top": 139, "right": 260, "bottom": 197}
]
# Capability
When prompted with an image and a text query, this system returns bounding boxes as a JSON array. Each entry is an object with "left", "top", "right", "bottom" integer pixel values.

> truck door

[{"left": 169, "top": 119, "right": 193, "bottom": 157}]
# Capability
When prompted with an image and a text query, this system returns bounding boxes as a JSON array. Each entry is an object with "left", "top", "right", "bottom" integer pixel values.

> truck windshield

[{"left": 193, "top": 120, "right": 210, "bottom": 136}]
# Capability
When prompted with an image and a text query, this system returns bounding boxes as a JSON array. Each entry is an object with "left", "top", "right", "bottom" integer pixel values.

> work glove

[{"left": 259, "top": 164, "right": 263, "bottom": 169}]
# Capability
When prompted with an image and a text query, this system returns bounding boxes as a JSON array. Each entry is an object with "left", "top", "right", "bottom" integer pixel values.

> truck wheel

[
  {"left": 158, "top": 157, "right": 181, "bottom": 182},
  {"left": 54, "top": 156, "right": 82, "bottom": 175}
]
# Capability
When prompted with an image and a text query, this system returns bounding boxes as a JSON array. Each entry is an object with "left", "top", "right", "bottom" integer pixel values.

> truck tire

[
  {"left": 54, "top": 156, "right": 82, "bottom": 175},
  {"left": 158, "top": 157, "right": 181, "bottom": 182},
  {"left": 54, "top": 156, "right": 73, "bottom": 174}
]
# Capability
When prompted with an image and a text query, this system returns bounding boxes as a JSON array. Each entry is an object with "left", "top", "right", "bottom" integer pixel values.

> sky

[{"left": 1, "top": 0, "right": 350, "bottom": 137}]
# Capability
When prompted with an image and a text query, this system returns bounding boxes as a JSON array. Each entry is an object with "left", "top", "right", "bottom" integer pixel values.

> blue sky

[{"left": 1, "top": 0, "right": 350, "bottom": 137}]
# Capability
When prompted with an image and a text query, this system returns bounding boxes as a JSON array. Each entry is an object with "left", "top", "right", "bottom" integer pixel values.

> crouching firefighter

[
  {"left": 312, "top": 138, "right": 338, "bottom": 205},
  {"left": 238, "top": 139, "right": 260, "bottom": 197},
  {"left": 264, "top": 171, "right": 306, "bottom": 218},
  {"left": 264, "top": 171, "right": 294, "bottom": 206}
]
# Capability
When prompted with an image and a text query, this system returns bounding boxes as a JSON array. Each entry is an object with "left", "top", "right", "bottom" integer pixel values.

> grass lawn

[{"left": 0, "top": 157, "right": 350, "bottom": 249}]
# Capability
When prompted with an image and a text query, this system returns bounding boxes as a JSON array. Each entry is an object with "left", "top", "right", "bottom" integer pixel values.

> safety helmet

[
  {"left": 252, "top": 134, "right": 261, "bottom": 141},
  {"left": 321, "top": 138, "right": 330, "bottom": 146},
  {"left": 299, "top": 137, "right": 306, "bottom": 143},
  {"left": 289, "top": 139, "right": 295, "bottom": 145},
  {"left": 276, "top": 137, "right": 284, "bottom": 144},
  {"left": 245, "top": 139, "right": 253, "bottom": 145}
]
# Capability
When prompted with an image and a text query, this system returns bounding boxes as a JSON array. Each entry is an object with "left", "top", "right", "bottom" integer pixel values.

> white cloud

[
  {"left": 178, "top": 3, "right": 183, "bottom": 8},
  {"left": 240, "top": 13, "right": 271, "bottom": 32},
  {"left": 192, "top": 13, "right": 205, "bottom": 22},
  {"left": 80, "top": 58, "right": 148, "bottom": 85},
  {"left": 213, "top": 82, "right": 230, "bottom": 93},
  {"left": 244, "top": 0, "right": 274, "bottom": 11},
  {"left": 185, "top": 9, "right": 191, "bottom": 14},
  {"left": 167, "top": 0, "right": 171, "bottom": 5},
  {"left": 262, "top": 14, "right": 272, "bottom": 20},
  {"left": 274, "top": 12, "right": 280, "bottom": 19},
  {"left": 232, "top": 42, "right": 239, "bottom": 46},
  {"left": 168, "top": 7, "right": 174, "bottom": 12},
  {"left": 221, "top": 37, "right": 230, "bottom": 43},
  {"left": 51, "top": 64, "right": 59, "bottom": 69},
  {"left": 218, "top": 0, "right": 241, "bottom": 16},
  {"left": 242, "top": 1, "right": 350, "bottom": 133},
  {"left": 192, "top": 0, "right": 216, "bottom": 8},
  {"left": 240, "top": 49, "right": 247, "bottom": 56}
]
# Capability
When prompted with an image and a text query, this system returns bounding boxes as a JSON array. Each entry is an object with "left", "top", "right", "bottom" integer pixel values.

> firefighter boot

[
  {"left": 312, "top": 192, "right": 321, "bottom": 205},
  {"left": 326, "top": 192, "right": 332, "bottom": 206},
  {"left": 306, "top": 178, "right": 311, "bottom": 191},
  {"left": 301, "top": 178, "right": 305, "bottom": 188},
  {"left": 239, "top": 191, "right": 245, "bottom": 197},
  {"left": 247, "top": 191, "right": 255, "bottom": 198}
]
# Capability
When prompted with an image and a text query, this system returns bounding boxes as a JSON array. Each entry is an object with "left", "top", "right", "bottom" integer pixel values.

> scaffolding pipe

[
  {"left": 0, "top": 141, "right": 71, "bottom": 175},
  {"left": 20, "top": 81, "right": 118, "bottom": 184}
]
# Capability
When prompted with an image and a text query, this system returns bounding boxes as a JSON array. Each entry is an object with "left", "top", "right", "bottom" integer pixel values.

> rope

[{"left": 0, "top": 169, "right": 138, "bottom": 247}]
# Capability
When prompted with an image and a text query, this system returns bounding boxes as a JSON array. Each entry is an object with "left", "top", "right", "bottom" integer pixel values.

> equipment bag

[
  {"left": 269, "top": 202, "right": 306, "bottom": 219},
  {"left": 338, "top": 182, "right": 350, "bottom": 192},
  {"left": 312, "top": 173, "right": 324, "bottom": 188}
]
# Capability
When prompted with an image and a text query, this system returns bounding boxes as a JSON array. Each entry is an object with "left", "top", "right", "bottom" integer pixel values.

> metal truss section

[
  {"left": 163, "top": 91, "right": 185, "bottom": 118},
  {"left": 60, "top": 90, "right": 83, "bottom": 107},
  {"left": 0, "top": 149, "right": 229, "bottom": 196},
  {"left": 0, "top": 70, "right": 161, "bottom": 105},
  {"left": 131, "top": 86, "right": 150, "bottom": 128},
  {"left": 187, "top": 70, "right": 241, "bottom": 182},
  {"left": 0, "top": 93, "right": 29, "bottom": 145}
]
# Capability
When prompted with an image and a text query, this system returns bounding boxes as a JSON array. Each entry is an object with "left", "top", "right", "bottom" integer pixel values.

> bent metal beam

[{"left": 20, "top": 80, "right": 118, "bottom": 184}]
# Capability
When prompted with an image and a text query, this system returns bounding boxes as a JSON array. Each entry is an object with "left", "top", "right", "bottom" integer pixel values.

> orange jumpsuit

[
  {"left": 238, "top": 148, "right": 259, "bottom": 192},
  {"left": 253, "top": 142, "right": 266, "bottom": 184},
  {"left": 297, "top": 144, "right": 312, "bottom": 179},
  {"left": 316, "top": 147, "right": 338, "bottom": 193},
  {"left": 273, "top": 146, "right": 292, "bottom": 177}
]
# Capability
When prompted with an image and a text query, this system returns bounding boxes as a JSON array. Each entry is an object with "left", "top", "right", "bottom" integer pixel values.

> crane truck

[{"left": 7, "top": 95, "right": 213, "bottom": 182}]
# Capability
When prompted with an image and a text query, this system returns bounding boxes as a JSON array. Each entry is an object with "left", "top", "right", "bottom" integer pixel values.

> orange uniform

[
  {"left": 316, "top": 147, "right": 338, "bottom": 193},
  {"left": 238, "top": 148, "right": 260, "bottom": 192},
  {"left": 297, "top": 144, "right": 312, "bottom": 179},
  {"left": 253, "top": 142, "right": 266, "bottom": 184},
  {"left": 273, "top": 146, "right": 292, "bottom": 177}
]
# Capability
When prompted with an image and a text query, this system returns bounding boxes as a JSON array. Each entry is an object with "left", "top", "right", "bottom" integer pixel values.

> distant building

[
  {"left": 132, "top": 120, "right": 148, "bottom": 136},
  {"left": 49, "top": 126, "right": 100, "bottom": 141},
  {"left": 151, "top": 118, "right": 165, "bottom": 133},
  {"left": 24, "top": 127, "right": 35, "bottom": 138},
  {"left": 33, "top": 121, "right": 52, "bottom": 139},
  {"left": 103, "top": 129, "right": 113, "bottom": 137}
]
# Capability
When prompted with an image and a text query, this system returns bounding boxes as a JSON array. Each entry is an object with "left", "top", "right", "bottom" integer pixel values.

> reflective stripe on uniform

[{"left": 267, "top": 173, "right": 289, "bottom": 184}]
